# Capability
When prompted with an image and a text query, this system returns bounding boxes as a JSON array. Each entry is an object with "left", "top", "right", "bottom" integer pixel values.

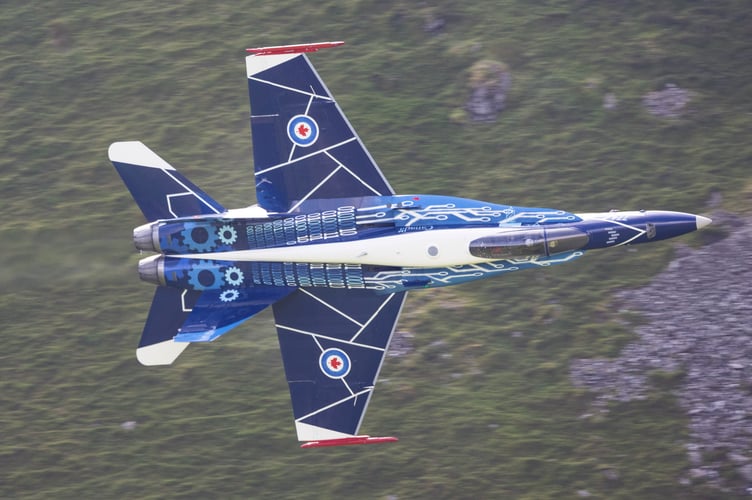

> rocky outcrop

[
  {"left": 465, "top": 59, "right": 511, "bottom": 122},
  {"left": 642, "top": 83, "right": 691, "bottom": 118},
  {"left": 571, "top": 212, "right": 752, "bottom": 490}
]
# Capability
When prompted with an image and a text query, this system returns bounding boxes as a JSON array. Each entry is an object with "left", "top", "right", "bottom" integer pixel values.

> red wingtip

[
  {"left": 246, "top": 41, "right": 344, "bottom": 56},
  {"left": 300, "top": 435, "right": 398, "bottom": 449}
]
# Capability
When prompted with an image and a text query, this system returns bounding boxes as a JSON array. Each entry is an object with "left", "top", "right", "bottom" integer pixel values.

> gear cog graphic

[
  {"left": 224, "top": 266, "right": 245, "bottom": 286},
  {"left": 220, "top": 289, "right": 240, "bottom": 303},
  {"left": 217, "top": 224, "right": 238, "bottom": 245},
  {"left": 181, "top": 223, "right": 217, "bottom": 252},
  {"left": 187, "top": 260, "right": 223, "bottom": 290}
]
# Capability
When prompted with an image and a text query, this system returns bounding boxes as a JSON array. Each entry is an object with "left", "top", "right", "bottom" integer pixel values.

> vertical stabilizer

[{"left": 109, "top": 141, "right": 225, "bottom": 221}]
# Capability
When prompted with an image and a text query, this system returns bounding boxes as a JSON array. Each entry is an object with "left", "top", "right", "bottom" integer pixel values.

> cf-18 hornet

[{"left": 109, "top": 42, "right": 711, "bottom": 447}]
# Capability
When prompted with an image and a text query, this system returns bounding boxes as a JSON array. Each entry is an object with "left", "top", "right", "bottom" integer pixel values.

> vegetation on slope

[{"left": 2, "top": 1, "right": 750, "bottom": 498}]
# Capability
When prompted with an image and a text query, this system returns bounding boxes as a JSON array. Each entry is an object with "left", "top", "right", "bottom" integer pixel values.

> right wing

[
  {"left": 246, "top": 42, "right": 395, "bottom": 212},
  {"left": 272, "top": 287, "right": 406, "bottom": 443}
]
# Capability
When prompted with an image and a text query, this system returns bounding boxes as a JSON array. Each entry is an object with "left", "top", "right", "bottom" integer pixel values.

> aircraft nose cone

[{"left": 695, "top": 215, "right": 712, "bottom": 230}]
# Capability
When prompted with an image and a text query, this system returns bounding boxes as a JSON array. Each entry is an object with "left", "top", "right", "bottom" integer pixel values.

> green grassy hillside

[{"left": 2, "top": 1, "right": 750, "bottom": 498}]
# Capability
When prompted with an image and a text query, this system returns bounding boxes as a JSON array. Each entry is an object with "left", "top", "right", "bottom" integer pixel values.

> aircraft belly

[
  {"left": 110, "top": 41, "right": 712, "bottom": 445},
  {"left": 183, "top": 227, "right": 504, "bottom": 267}
]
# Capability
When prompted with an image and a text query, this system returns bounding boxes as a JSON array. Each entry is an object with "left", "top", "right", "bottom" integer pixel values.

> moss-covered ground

[{"left": 2, "top": 1, "right": 751, "bottom": 498}]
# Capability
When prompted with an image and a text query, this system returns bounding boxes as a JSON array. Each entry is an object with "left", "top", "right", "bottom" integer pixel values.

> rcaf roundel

[
  {"left": 319, "top": 347, "right": 351, "bottom": 379},
  {"left": 287, "top": 115, "right": 319, "bottom": 147}
]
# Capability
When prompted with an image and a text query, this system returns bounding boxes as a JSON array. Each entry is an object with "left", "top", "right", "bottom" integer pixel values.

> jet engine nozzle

[
  {"left": 138, "top": 254, "right": 165, "bottom": 286},
  {"left": 133, "top": 222, "right": 160, "bottom": 252}
]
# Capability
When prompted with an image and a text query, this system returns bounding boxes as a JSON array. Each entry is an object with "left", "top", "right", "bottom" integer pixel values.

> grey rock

[
  {"left": 423, "top": 16, "right": 445, "bottom": 33},
  {"left": 465, "top": 60, "right": 511, "bottom": 123},
  {"left": 708, "top": 192, "right": 723, "bottom": 209},
  {"left": 739, "top": 463, "right": 752, "bottom": 482},
  {"left": 570, "top": 214, "right": 752, "bottom": 491},
  {"left": 602, "top": 468, "right": 620, "bottom": 481},
  {"left": 689, "top": 468, "right": 709, "bottom": 480},
  {"left": 642, "top": 83, "right": 691, "bottom": 118},
  {"left": 728, "top": 452, "right": 749, "bottom": 464},
  {"left": 388, "top": 330, "right": 414, "bottom": 357}
]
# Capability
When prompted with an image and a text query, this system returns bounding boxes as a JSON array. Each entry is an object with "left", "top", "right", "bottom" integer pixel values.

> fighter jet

[{"left": 109, "top": 41, "right": 711, "bottom": 447}]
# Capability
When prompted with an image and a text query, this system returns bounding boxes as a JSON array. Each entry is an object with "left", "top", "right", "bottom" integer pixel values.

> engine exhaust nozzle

[
  {"left": 138, "top": 254, "right": 165, "bottom": 286},
  {"left": 133, "top": 222, "right": 160, "bottom": 252}
]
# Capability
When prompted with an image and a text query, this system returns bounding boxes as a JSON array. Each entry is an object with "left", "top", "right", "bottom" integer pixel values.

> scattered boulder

[
  {"left": 388, "top": 330, "right": 415, "bottom": 357},
  {"left": 423, "top": 15, "right": 446, "bottom": 34},
  {"left": 738, "top": 463, "right": 752, "bottom": 482},
  {"left": 642, "top": 83, "right": 691, "bottom": 118},
  {"left": 603, "top": 92, "right": 618, "bottom": 110},
  {"left": 120, "top": 420, "right": 137, "bottom": 431},
  {"left": 48, "top": 20, "right": 72, "bottom": 50}
]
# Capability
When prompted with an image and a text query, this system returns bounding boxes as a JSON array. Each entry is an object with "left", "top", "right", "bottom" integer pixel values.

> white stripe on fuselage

[{"left": 181, "top": 227, "right": 510, "bottom": 267}]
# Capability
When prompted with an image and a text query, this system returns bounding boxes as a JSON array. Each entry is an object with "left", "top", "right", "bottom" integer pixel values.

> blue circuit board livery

[{"left": 109, "top": 41, "right": 711, "bottom": 448}]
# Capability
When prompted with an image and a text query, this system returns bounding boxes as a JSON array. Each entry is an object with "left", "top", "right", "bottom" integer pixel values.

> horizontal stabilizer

[
  {"left": 174, "top": 286, "right": 295, "bottom": 343},
  {"left": 109, "top": 141, "right": 225, "bottom": 221},
  {"left": 137, "top": 340, "right": 189, "bottom": 366}
]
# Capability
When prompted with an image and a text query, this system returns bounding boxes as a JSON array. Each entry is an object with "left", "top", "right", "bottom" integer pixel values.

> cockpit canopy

[{"left": 469, "top": 226, "right": 589, "bottom": 259}]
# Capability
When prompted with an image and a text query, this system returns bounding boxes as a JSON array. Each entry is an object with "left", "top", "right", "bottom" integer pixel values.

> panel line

[
  {"left": 255, "top": 137, "right": 357, "bottom": 176},
  {"left": 298, "top": 288, "right": 364, "bottom": 327},
  {"left": 276, "top": 324, "right": 384, "bottom": 352},
  {"left": 294, "top": 388, "right": 372, "bottom": 423},
  {"left": 349, "top": 293, "right": 395, "bottom": 343}
]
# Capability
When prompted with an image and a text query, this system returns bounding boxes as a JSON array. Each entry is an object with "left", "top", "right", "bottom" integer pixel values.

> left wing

[
  {"left": 272, "top": 287, "right": 406, "bottom": 445},
  {"left": 246, "top": 42, "right": 395, "bottom": 212}
]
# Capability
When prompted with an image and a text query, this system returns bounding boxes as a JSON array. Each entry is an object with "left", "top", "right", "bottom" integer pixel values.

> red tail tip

[
  {"left": 246, "top": 41, "right": 344, "bottom": 56},
  {"left": 300, "top": 435, "right": 398, "bottom": 448}
]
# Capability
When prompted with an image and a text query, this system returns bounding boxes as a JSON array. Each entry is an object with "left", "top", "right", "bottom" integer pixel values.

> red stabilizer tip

[
  {"left": 246, "top": 41, "right": 344, "bottom": 56},
  {"left": 300, "top": 435, "right": 398, "bottom": 448}
]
